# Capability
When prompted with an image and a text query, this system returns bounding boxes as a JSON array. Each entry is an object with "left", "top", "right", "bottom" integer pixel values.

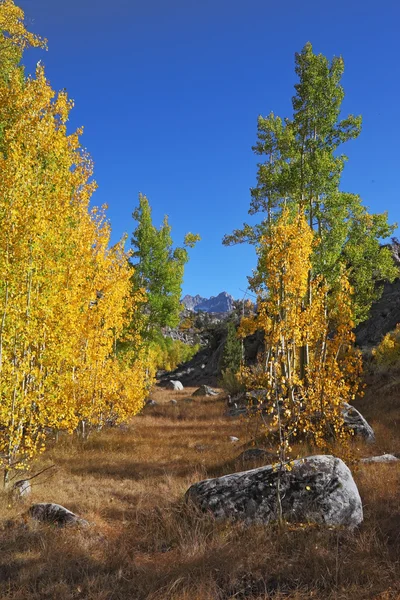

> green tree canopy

[
  {"left": 223, "top": 42, "right": 397, "bottom": 324},
  {"left": 130, "top": 193, "right": 200, "bottom": 339}
]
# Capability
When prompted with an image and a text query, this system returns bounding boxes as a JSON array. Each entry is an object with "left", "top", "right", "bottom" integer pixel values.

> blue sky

[{"left": 19, "top": 0, "right": 399, "bottom": 299}]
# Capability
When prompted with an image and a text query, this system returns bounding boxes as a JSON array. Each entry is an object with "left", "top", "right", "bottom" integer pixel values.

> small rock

[
  {"left": 192, "top": 385, "right": 219, "bottom": 397},
  {"left": 12, "top": 479, "right": 31, "bottom": 499},
  {"left": 229, "top": 436, "right": 239, "bottom": 443},
  {"left": 170, "top": 399, "right": 178, "bottom": 405},
  {"left": 146, "top": 399, "right": 158, "bottom": 407},
  {"left": 360, "top": 454, "right": 399, "bottom": 463},
  {"left": 194, "top": 444, "right": 209, "bottom": 452},
  {"left": 28, "top": 503, "right": 89, "bottom": 527},
  {"left": 166, "top": 380, "right": 184, "bottom": 391}
]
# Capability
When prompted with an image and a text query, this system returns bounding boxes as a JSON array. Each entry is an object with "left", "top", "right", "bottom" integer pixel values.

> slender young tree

[
  {"left": 239, "top": 209, "right": 362, "bottom": 466},
  {"left": 130, "top": 193, "right": 200, "bottom": 340},
  {"left": 224, "top": 43, "right": 397, "bottom": 324}
]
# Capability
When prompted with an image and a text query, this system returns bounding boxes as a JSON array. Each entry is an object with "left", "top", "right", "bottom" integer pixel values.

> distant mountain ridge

[{"left": 182, "top": 292, "right": 235, "bottom": 314}]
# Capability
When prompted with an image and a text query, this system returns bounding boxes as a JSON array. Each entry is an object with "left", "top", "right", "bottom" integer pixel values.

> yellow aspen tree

[
  {"left": 0, "top": 1, "right": 149, "bottom": 482},
  {"left": 239, "top": 209, "right": 362, "bottom": 467}
]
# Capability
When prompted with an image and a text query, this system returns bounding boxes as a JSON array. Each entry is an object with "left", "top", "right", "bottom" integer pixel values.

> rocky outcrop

[
  {"left": 165, "top": 380, "right": 184, "bottom": 391},
  {"left": 355, "top": 280, "right": 400, "bottom": 347},
  {"left": 182, "top": 292, "right": 235, "bottom": 314},
  {"left": 192, "top": 385, "right": 219, "bottom": 397},
  {"left": 28, "top": 503, "right": 89, "bottom": 527},
  {"left": 182, "top": 294, "right": 207, "bottom": 311},
  {"left": 186, "top": 455, "right": 363, "bottom": 529},
  {"left": 342, "top": 403, "right": 375, "bottom": 443}
]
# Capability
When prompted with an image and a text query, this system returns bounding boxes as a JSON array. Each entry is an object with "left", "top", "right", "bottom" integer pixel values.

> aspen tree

[
  {"left": 239, "top": 210, "right": 362, "bottom": 466},
  {"left": 224, "top": 43, "right": 397, "bottom": 325},
  {"left": 0, "top": 0, "right": 149, "bottom": 480}
]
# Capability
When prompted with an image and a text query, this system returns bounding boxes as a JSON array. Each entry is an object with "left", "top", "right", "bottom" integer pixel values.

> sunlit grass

[{"left": 0, "top": 383, "right": 398, "bottom": 599}]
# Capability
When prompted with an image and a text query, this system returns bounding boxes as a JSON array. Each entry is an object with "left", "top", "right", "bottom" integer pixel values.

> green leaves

[
  {"left": 224, "top": 42, "right": 397, "bottom": 324},
  {"left": 130, "top": 194, "right": 200, "bottom": 338}
]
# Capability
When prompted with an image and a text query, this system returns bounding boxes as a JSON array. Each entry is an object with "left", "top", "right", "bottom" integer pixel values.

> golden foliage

[
  {"left": 239, "top": 210, "right": 362, "bottom": 461},
  {"left": 0, "top": 1, "right": 149, "bottom": 480},
  {"left": 372, "top": 324, "right": 400, "bottom": 366}
]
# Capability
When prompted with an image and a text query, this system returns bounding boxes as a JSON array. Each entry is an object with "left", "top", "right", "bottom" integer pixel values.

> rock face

[
  {"left": 342, "top": 403, "right": 375, "bottom": 443},
  {"left": 192, "top": 385, "right": 219, "bottom": 397},
  {"left": 29, "top": 503, "right": 89, "bottom": 527},
  {"left": 182, "top": 292, "right": 234, "bottom": 314},
  {"left": 186, "top": 455, "right": 363, "bottom": 529},
  {"left": 355, "top": 283, "right": 400, "bottom": 348},
  {"left": 181, "top": 294, "right": 207, "bottom": 311},
  {"left": 165, "top": 380, "right": 184, "bottom": 391}
]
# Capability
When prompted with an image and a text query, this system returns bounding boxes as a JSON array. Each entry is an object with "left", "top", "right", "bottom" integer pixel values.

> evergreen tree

[
  {"left": 130, "top": 194, "right": 200, "bottom": 339},
  {"left": 220, "top": 320, "right": 242, "bottom": 374},
  {"left": 223, "top": 43, "right": 397, "bottom": 324}
]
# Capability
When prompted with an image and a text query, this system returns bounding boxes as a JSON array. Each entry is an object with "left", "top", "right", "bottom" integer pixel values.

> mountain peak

[{"left": 182, "top": 292, "right": 235, "bottom": 314}]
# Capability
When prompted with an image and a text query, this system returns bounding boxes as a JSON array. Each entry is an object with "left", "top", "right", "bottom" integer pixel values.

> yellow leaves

[
  {"left": 0, "top": 8, "right": 149, "bottom": 475},
  {"left": 0, "top": 0, "right": 47, "bottom": 51},
  {"left": 372, "top": 325, "right": 400, "bottom": 367},
  {"left": 240, "top": 208, "right": 362, "bottom": 462}
]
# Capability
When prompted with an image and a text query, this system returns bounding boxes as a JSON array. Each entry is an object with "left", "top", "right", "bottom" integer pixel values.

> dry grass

[{"left": 0, "top": 383, "right": 398, "bottom": 600}]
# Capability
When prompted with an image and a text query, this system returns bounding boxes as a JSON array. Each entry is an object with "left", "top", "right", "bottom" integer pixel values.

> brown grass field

[{"left": 0, "top": 371, "right": 399, "bottom": 600}]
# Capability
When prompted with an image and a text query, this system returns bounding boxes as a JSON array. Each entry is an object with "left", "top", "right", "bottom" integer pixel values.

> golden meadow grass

[{"left": 0, "top": 381, "right": 398, "bottom": 600}]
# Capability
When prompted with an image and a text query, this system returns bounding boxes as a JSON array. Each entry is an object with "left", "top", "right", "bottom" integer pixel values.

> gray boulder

[
  {"left": 342, "top": 403, "right": 375, "bottom": 443},
  {"left": 186, "top": 455, "right": 363, "bottom": 529},
  {"left": 29, "top": 503, "right": 89, "bottom": 527},
  {"left": 192, "top": 385, "right": 219, "bottom": 397},
  {"left": 360, "top": 454, "right": 399, "bottom": 463},
  {"left": 166, "top": 380, "right": 184, "bottom": 391}
]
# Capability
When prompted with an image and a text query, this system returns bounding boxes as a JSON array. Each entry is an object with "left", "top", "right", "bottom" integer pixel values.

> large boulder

[
  {"left": 342, "top": 403, "right": 375, "bottom": 443},
  {"left": 186, "top": 455, "right": 363, "bottom": 529},
  {"left": 165, "top": 380, "right": 184, "bottom": 391},
  {"left": 28, "top": 503, "right": 89, "bottom": 527}
]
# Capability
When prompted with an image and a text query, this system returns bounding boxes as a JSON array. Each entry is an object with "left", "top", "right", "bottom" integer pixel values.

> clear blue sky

[{"left": 19, "top": 0, "right": 399, "bottom": 299}]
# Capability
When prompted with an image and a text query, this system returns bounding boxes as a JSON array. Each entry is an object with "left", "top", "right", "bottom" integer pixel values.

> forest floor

[{"left": 0, "top": 368, "right": 399, "bottom": 600}]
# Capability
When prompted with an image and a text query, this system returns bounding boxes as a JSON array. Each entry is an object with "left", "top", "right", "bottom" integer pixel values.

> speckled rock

[
  {"left": 28, "top": 503, "right": 89, "bottom": 527},
  {"left": 343, "top": 403, "right": 375, "bottom": 442},
  {"left": 186, "top": 455, "right": 363, "bottom": 529}
]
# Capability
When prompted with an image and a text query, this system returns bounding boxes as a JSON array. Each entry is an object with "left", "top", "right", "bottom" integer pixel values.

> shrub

[{"left": 372, "top": 324, "right": 400, "bottom": 366}]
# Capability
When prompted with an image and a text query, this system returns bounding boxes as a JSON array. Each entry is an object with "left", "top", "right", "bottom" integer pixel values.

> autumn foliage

[
  {"left": 0, "top": 1, "right": 149, "bottom": 481},
  {"left": 239, "top": 210, "right": 362, "bottom": 461}
]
